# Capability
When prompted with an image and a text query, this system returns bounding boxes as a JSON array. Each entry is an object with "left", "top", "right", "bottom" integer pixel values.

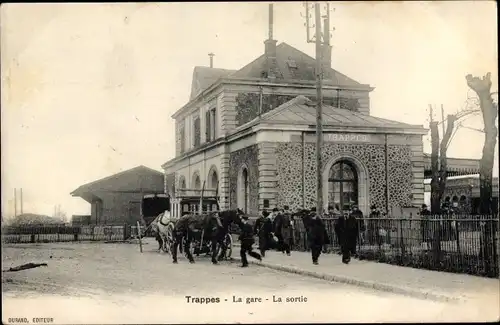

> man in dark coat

[
  {"left": 273, "top": 208, "right": 285, "bottom": 253},
  {"left": 304, "top": 207, "right": 330, "bottom": 265},
  {"left": 420, "top": 204, "right": 431, "bottom": 244},
  {"left": 367, "top": 204, "right": 380, "bottom": 245},
  {"left": 335, "top": 211, "right": 359, "bottom": 264},
  {"left": 239, "top": 215, "right": 262, "bottom": 267},
  {"left": 350, "top": 204, "right": 365, "bottom": 245},
  {"left": 276, "top": 205, "right": 293, "bottom": 256},
  {"left": 254, "top": 209, "right": 273, "bottom": 257}
]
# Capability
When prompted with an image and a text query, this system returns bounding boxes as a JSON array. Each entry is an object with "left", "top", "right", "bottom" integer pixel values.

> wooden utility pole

[
  {"left": 304, "top": 2, "right": 327, "bottom": 214},
  {"left": 314, "top": 3, "right": 324, "bottom": 215}
]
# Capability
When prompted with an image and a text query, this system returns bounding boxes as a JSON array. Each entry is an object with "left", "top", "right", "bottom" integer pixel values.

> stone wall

[
  {"left": 234, "top": 92, "right": 361, "bottom": 127},
  {"left": 165, "top": 173, "right": 175, "bottom": 196},
  {"left": 228, "top": 145, "right": 259, "bottom": 215},
  {"left": 275, "top": 142, "right": 414, "bottom": 213}
]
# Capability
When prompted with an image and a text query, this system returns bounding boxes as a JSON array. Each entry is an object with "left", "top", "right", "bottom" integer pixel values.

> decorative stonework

[
  {"left": 234, "top": 93, "right": 361, "bottom": 126},
  {"left": 229, "top": 145, "right": 259, "bottom": 215},
  {"left": 276, "top": 142, "right": 414, "bottom": 213},
  {"left": 275, "top": 143, "right": 303, "bottom": 209},
  {"left": 387, "top": 146, "right": 413, "bottom": 208}
]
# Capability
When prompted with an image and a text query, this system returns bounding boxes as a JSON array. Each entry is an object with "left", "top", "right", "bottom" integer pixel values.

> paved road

[{"left": 2, "top": 240, "right": 495, "bottom": 324}]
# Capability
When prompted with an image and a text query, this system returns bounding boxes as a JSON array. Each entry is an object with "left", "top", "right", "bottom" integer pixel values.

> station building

[{"left": 161, "top": 33, "right": 482, "bottom": 217}]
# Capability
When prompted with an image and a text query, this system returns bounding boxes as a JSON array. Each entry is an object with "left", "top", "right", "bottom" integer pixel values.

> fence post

[
  {"left": 137, "top": 221, "right": 143, "bottom": 253},
  {"left": 400, "top": 219, "right": 406, "bottom": 258},
  {"left": 431, "top": 215, "right": 442, "bottom": 268},
  {"left": 455, "top": 217, "right": 461, "bottom": 267}
]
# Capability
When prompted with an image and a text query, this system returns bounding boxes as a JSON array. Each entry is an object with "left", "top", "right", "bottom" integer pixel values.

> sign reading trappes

[{"left": 303, "top": 133, "right": 371, "bottom": 143}]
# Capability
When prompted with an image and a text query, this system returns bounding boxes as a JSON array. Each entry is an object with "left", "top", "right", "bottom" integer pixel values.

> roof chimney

[
  {"left": 208, "top": 53, "right": 215, "bottom": 68},
  {"left": 264, "top": 3, "right": 278, "bottom": 79}
]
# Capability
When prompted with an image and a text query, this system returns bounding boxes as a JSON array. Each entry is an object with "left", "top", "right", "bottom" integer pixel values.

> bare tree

[
  {"left": 466, "top": 72, "right": 498, "bottom": 276},
  {"left": 428, "top": 105, "right": 475, "bottom": 213},
  {"left": 466, "top": 73, "right": 498, "bottom": 214}
]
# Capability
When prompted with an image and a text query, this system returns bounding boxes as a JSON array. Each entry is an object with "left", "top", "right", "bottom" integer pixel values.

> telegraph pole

[
  {"left": 314, "top": 3, "right": 324, "bottom": 216},
  {"left": 303, "top": 2, "right": 328, "bottom": 215}
]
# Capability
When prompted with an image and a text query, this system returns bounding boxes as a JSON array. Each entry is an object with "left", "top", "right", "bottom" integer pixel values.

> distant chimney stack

[{"left": 208, "top": 53, "right": 215, "bottom": 68}]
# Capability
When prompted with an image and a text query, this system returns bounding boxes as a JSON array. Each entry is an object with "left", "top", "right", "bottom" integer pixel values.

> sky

[{"left": 1, "top": 1, "right": 498, "bottom": 218}]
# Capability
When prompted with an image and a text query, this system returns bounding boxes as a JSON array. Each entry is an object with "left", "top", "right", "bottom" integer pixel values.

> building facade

[
  {"left": 424, "top": 175, "right": 499, "bottom": 214},
  {"left": 162, "top": 33, "right": 432, "bottom": 217},
  {"left": 70, "top": 165, "right": 165, "bottom": 225}
]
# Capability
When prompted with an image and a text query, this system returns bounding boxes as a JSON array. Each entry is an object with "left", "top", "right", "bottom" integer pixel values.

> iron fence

[
  {"left": 1, "top": 224, "right": 143, "bottom": 243},
  {"left": 289, "top": 214, "right": 499, "bottom": 278}
]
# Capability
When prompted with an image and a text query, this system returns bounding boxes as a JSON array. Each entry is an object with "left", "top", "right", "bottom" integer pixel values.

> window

[
  {"left": 328, "top": 160, "right": 358, "bottom": 211},
  {"left": 179, "top": 124, "right": 186, "bottom": 154},
  {"left": 179, "top": 176, "right": 186, "bottom": 189},
  {"left": 209, "top": 169, "right": 218, "bottom": 189},
  {"left": 193, "top": 174, "right": 201, "bottom": 189},
  {"left": 205, "top": 108, "right": 217, "bottom": 142},
  {"left": 193, "top": 116, "right": 201, "bottom": 147},
  {"left": 238, "top": 167, "right": 249, "bottom": 214},
  {"left": 205, "top": 110, "right": 211, "bottom": 142},
  {"left": 210, "top": 108, "right": 216, "bottom": 140}
]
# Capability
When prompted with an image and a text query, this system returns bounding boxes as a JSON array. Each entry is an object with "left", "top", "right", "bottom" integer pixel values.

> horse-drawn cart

[{"left": 164, "top": 182, "right": 234, "bottom": 260}]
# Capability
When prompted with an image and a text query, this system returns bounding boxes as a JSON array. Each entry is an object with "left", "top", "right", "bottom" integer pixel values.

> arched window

[
  {"left": 179, "top": 176, "right": 186, "bottom": 189},
  {"left": 208, "top": 167, "right": 219, "bottom": 190},
  {"left": 238, "top": 167, "right": 249, "bottom": 214},
  {"left": 459, "top": 195, "right": 467, "bottom": 203},
  {"left": 193, "top": 173, "right": 201, "bottom": 189},
  {"left": 328, "top": 160, "right": 358, "bottom": 211}
]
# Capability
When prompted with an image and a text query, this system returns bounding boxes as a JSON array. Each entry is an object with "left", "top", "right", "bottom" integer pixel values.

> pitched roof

[
  {"left": 230, "top": 42, "right": 362, "bottom": 87},
  {"left": 256, "top": 96, "right": 421, "bottom": 129},
  {"left": 190, "top": 66, "right": 236, "bottom": 100},
  {"left": 188, "top": 43, "right": 365, "bottom": 103},
  {"left": 70, "top": 165, "right": 164, "bottom": 196}
]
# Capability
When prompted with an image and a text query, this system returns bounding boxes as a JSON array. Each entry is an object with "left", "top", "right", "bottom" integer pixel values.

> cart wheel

[{"left": 224, "top": 233, "right": 233, "bottom": 259}]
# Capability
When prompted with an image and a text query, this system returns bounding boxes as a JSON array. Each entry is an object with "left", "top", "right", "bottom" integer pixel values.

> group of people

[{"left": 237, "top": 204, "right": 369, "bottom": 267}]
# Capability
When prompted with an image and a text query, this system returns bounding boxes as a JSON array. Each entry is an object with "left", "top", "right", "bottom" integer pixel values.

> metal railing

[
  {"left": 1, "top": 224, "right": 145, "bottom": 243},
  {"left": 290, "top": 214, "right": 499, "bottom": 278},
  {"left": 229, "top": 214, "right": 498, "bottom": 278}
]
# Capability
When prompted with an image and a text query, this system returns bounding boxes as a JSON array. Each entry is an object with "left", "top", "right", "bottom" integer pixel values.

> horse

[
  {"left": 214, "top": 208, "right": 245, "bottom": 261},
  {"left": 171, "top": 208, "right": 245, "bottom": 264},
  {"left": 152, "top": 211, "right": 176, "bottom": 253}
]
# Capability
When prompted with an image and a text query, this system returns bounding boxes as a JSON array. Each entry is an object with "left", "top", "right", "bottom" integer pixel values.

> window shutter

[
  {"left": 211, "top": 108, "right": 216, "bottom": 140},
  {"left": 205, "top": 110, "right": 211, "bottom": 141}
]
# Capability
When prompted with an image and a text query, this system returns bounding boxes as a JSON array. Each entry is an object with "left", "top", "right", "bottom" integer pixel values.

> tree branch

[{"left": 438, "top": 114, "right": 456, "bottom": 195}]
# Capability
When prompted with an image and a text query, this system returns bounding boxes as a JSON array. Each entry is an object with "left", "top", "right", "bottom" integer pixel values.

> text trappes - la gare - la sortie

[{"left": 185, "top": 295, "right": 308, "bottom": 304}]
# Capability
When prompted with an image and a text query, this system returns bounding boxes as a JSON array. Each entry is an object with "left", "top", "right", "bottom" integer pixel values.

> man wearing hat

[
  {"left": 367, "top": 204, "right": 380, "bottom": 245},
  {"left": 304, "top": 206, "right": 329, "bottom": 265},
  {"left": 273, "top": 207, "right": 285, "bottom": 253},
  {"left": 420, "top": 204, "right": 431, "bottom": 244},
  {"left": 238, "top": 214, "right": 262, "bottom": 267},
  {"left": 254, "top": 209, "right": 273, "bottom": 257},
  {"left": 350, "top": 204, "right": 365, "bottom": 245},
  {"left": 275, "top": 205, "right": 293, "bottom": 256}
]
